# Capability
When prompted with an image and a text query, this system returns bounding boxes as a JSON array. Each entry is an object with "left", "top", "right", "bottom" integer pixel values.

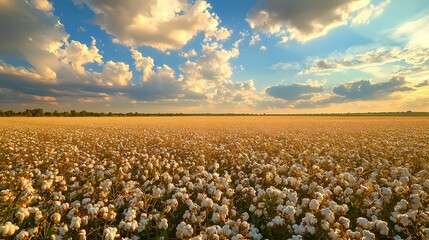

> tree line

[
  {"left": 0, "top": 109, "right": 149, "bottom": 117},
  {"left": 0, "top": 108, "right": 428, "bottom": 117}
]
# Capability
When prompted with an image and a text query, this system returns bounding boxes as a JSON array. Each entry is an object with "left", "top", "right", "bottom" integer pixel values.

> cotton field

[{"left": 0, "top": 117, "right": 428, "bottom": 240}]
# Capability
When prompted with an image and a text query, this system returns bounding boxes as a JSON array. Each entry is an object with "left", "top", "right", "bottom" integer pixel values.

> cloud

[
  {"left": 76, "top": 0, "right": 220, "bottom": 51},
  {"left": 128, "top": 48, "right": 206, "bottom": 101},
  {"left": 30, "top": 0, "right": 54, "bottom": 11},
  {"left": 56, "top": 38, "right": 103, "bottom": 75},
  {"left": 94, "top": 61, "right": 133, "bottom": 87},
  {"left": 415, "top": 80, "right": 429, "bottom": 88},
  {"left": 0, "top": 0, "right": 67, "bottom": 80},
  {"left": 332, "top": 77, "right": 412, "bottom": 100},
  {"left": 179, "top": 49, "right": 198, "bottom": 58},
  {"left": 266, "top": 83, "right": 323, "bottom": 101},
  {"left": 179, "top": 42, "right": 239, "bottom": 92},
  {"left": 249, "top": 34, "right": 261, "bottom": 46},
  {"left": 394, "top": 15, "right": 429, "bottom": 48},
  {"left": 130, "top": 48, "right": 154, "bottom": 81},
  {"left": 208, "top": 27, "right": 232, "bottom": 42},
  {"left": 271, "top": 62, "right": 302, "bottom": 70},
  {"left": 247, "top": 0, "right": 389, "bottom": 43},
  {"left": 259, "top": 46, "right": 267, "bottom": 52},
  {"left": 351, "top": 0, "right": 389, "bottom": 25},
  {"left": 300, "top": 47, "right": 429, "bottom": 75}
]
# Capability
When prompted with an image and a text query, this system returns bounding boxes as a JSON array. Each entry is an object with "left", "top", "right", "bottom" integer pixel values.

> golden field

[{"left": 0, "top": 117, "right": 428, "bottom": 239}]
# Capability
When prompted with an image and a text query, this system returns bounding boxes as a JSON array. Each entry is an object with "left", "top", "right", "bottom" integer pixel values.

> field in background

[{"left": 1, "top": 117, "right": 428, "bottom": 239}]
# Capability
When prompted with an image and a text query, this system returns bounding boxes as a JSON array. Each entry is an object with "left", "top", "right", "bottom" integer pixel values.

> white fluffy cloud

[
  {"left": 180, "top": 42, "right": 239, "bottom": 92},
  {"left": 95, "top": 61, "right": 133, "bottom": 87},
  {"left": 130, "top": 48, "right": 155, "bottom": 81},
  {"left": 29, "top": 0, "right": 53, "bottom": 11},
  {"left": 76, "top": 0, "right": 221, "bottom": 51},
  {"left": 56, "top": 38, "right": 103, "bottom": 75},
  {"left": 247, "top": 0, "right": 389, "bottom": 43},
  {"left": 0, "top": 0, "right": 67, "bottom": 80}
]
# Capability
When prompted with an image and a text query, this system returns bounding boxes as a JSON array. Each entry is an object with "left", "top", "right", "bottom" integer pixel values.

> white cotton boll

[
  {"left": 344, "top": 187, "right": 353, "bottom": 196},
  {"left": 231, "top": 234, "right": 244, "bottom": 240},
  {"left": 249, "top": 204, "right": 256, "bottom": 212},
  {"left": 59, "top": 225, "right": 68, "bottom": 235},
  {"left": 306, "top": 225, "right": 316, "bottom": 234},
  {"left": 16, "top": 230, "right": 29, "bottom": 240},
  {"left": 70, "top": 216, "right": 82, "bottom": 229},
  {"left": 125, "top": 208, "right": 137, "bottom": 222},
  {"left": 309, "top": 199, "right": 320, "bottom": 211},
  {"left": 363, "top": 230, "right": 375, "bottom": 239},
  {"left": 339, "top": 216, "right": 350, "bottom": 228},
  {"left": 213, "top": 190, "right": 222, "bottom": 201},
  {"left": 241, "top": 212, "right": 250, "bottom": 221},
  {"left": 357, "top": 217, "right": 371, "bottom": 229},
  {"left": 272, "top": 216, "right": 285, "bottom": 225},
  {"left": 159, "top": 218, "right": 168, "bottom": 230},
  {"left": 321, "top": 220, "right": 330, "bottom": 230},
  {"left": 0, "top": 222, "right": 19, "bottom": 237},
  {"left": 79, "top": 229, "right": 87, "bottom": 240},
  {"left": 15, "top": 208, "right": 30, "bottom": 223},
  {"left": 212, "top": 212, "right": 221, "bottom": 222},
  {"left": 51, "top": 213, "right": 62, "bottom": 223},
  {"left": 35, "top": 210, "right": 44, "bottom": 223},
  {"left": 103, "top": 227, "right": 118, "bottom": 240},
  {"left": 221, "top": 225, "right": 232, "bottom": 236},
  {"left": 274, "top": 175, "right": 282, "bottom": 185},
  {"left": 202, "top": 198, "right": 214, "bottom": 208},
  {"left": 375, "top": 220, "right": 389, "bottom": 236},
  {"left": 399, "top": 214, "right": 411, "bottom": 226}
]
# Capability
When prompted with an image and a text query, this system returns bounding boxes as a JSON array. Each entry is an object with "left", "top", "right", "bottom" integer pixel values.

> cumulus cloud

[
  {"left": 76, "top": 0, "right": 221, "bottom": 51},
  {"left": 0, "top": 0, "right": 67, "bottom": 80},
  {"left": 130, "top": 48, "right": 155, "bottom": 81},
  {"left": 95, "top": 61, "right": 133, "bottom": 87},
  {"left": 247, "top": 0, "right": 389, "bottom": 43},
  {"left": 56, "top": 38, "right": 103, "bottom": 75},
  {"left": 266, "top": 83, "right": 323, "bottom": 101},
  {"left": 259, "top": 46, "right": 267, "bottom": 52},
  {"left": 180, "top": 42, "right": 239, "bottom": 92},
  {"left": 128, "top": 48, "right": 206, "bottom": 101}
]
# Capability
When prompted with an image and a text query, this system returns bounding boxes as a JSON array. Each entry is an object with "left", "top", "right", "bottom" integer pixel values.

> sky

[{"left": 0, "top": 0, "right": 429, "bottom": 113}]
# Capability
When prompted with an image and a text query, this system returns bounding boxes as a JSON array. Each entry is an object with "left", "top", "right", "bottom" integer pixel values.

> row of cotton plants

[{"left": 0, "top": 118, "right": 428, "bottom": 239}]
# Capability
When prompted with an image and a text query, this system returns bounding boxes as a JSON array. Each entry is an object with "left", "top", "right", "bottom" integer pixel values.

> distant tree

[
  {"left": 53, "top": 110, "right": 59, "bottom": 117},
  {"left": 45, "top": 112, "right": 52, "bottom": 117},
  {"left": 0, "top": 109, "right": 4, "bottom": 117},
  {"left": 33, "top": 108, "right": 44, "bottom": 117}
]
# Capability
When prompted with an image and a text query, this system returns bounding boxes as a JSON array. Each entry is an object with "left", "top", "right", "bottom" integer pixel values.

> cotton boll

[
  {"left": 16, "top": 230, "right": 29, "bottom": 240},
  {"left": 309, "top": 199, "right": 320, "bottom": 211},
  {"left": 0, "top": 222, "right": 19, "bottom": 237},
  {"left": 51, "top": 213, "right": 62, "bottom": 223},
  {"left": 103, "top": 227, "right": 118, "bottom": 240}
]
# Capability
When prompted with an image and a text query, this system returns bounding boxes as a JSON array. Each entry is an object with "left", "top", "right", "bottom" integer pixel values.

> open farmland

[{"left": 0, "top": 117, "right": 428, "bottom": 239}]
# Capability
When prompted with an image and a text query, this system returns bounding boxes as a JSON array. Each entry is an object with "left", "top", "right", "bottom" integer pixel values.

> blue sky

[{"left": 0, "top": 0, "right": 429, "bottom": 113}]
